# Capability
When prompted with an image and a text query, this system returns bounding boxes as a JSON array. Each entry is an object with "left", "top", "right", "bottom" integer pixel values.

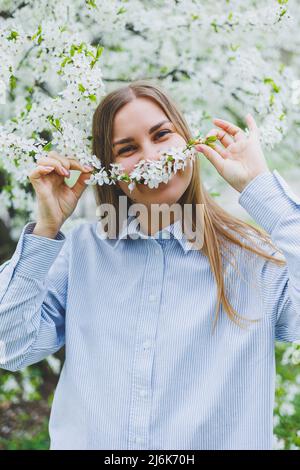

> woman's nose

[{"left": 141, "top": 145, "right": 162, "bottom": 162}]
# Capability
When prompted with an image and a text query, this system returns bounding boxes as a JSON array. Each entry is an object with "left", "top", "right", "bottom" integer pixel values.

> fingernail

[
  {"left": 83, "top": 165, "right": 93, "bottom": 171},
  {"left": 61, "top": 167, "right": 70, "bottom": 176}
]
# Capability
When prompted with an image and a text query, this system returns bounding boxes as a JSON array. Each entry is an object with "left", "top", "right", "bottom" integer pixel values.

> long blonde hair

[{"left": 91, "top": 79, "right": 286, "bottom": 334}]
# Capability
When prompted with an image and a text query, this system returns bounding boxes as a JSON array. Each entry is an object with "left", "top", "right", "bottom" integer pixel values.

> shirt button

[
  {"left": 149, "top": 294, "right": 156, "bottom": 302},
  {"left": 143, "top": 340, "right": 152, "bottom": 350},
  {"left": 139, "top": 389, "right": 147, "bottom": 397}
]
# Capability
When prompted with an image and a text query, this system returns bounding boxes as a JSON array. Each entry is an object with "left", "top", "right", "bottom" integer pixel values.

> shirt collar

[{"left": 96, "top": 215, "right": 194, "bottom": 254}]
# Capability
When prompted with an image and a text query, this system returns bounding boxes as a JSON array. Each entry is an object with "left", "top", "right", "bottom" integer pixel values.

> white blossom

[
  {"left": 279, "top": 402, "right": 295, "bottom": 417},
  {"left": 83, "top": 145, "right": 198, "bottom": 192}
]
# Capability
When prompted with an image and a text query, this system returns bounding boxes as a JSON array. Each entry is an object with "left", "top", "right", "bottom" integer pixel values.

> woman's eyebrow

[{"left": 112, "top": 119, "right": 171, "bottom": 147}]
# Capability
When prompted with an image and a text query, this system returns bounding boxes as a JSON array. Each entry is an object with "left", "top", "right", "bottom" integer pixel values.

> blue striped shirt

[{"left": 0, "top": 169, "right": 300, "bottom": 450}]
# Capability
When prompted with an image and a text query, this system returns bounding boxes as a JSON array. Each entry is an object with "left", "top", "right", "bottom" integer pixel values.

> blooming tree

[
  {"left": 1, "top": 0, "right": 300, "bottom": 213},
  {"left": 0, "top": 0, "right": 300, "bottom": 449}
]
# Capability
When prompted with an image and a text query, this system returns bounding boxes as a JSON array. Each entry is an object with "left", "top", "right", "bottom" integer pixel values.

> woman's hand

[
  {"left": 195, "top": 113, "right": 270, "bottom": 193},
  {"left": 28, "top": 151, "right": 93, "bottom": 237}
]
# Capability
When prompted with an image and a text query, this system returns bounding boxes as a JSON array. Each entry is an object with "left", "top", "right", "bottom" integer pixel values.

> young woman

[{"left": 0, "top": 80, "right": 299, "bottom": 450}]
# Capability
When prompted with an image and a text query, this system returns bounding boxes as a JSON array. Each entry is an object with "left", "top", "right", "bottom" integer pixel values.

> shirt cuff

[
  {"left": 13, "top": 221, "right": 66, "bottom": 279},
  {"left": 238, "top": 170, "right": 300, "bottom": 234}
]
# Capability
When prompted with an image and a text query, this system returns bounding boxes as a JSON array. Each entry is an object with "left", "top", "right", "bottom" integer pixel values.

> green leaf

[
  {"left": 43, "top": 142, "right": 53, "bottom": 151},
  {"left": 86, "top": 0, "right": 97, "bottom": 7},
  {"left": 70, "top": 45, "right": 76, "bottom": 57},
  {"left": 279, "top": 8, "right": 287, "bottom": 19},
  {"left": 31, "top": 24, "right": 42, "bottom": 41},
  {"left": 96, "top": 45, "right": 104, "bottom": 59},
  {"left": 230, "top": 43, "right": 239, "bottom": 52},
  {"left": 90, "top": 45, "right": 104, "bottom": 68},
  {"left": 264, "top": 77, "right": 280, "bottom": 93},
  {"left": 9, "top": 75, "right": 17, "bottom": 91},
  {"left": 6, "top": 31, "right": 19, "bottom": 41},
  {"left": 205, "top": 135, "right": 217, "bottom": 143},
  {"left": 159, "top": 66, "right": 168, "bottom": 74},
  {"left": 211, "top": 20, "right": 218, "bottom": 32},
  {"left": 119, "top": 173, "right": 130, "bottom": 182},
  {"left": 60, "top": 56, "right": 73, "bottom": 68},
  {"left": 117, "top": 6, "right": 127, "bottom": 14}
]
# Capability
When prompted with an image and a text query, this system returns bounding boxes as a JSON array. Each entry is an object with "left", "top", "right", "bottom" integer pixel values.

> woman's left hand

[{"left": 195, "top": 113, "right": 270, "bottom": 193}]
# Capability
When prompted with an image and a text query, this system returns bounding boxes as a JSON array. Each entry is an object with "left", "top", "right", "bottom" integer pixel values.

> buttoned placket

[{"left": 127, "top": 238, "right": 165, "bottom": 450}]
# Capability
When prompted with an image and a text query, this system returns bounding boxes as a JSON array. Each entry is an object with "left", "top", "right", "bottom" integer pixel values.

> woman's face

[{"left": 112, "top": 97, "right": 193, "bottom": 206}]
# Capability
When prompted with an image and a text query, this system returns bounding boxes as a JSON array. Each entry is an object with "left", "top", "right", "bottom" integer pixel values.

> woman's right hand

[{"left": 28, "top": 151, "right": 94, "bottom": 237}]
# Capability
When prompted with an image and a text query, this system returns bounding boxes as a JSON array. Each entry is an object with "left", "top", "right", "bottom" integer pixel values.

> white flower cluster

[
  {"left": 281, "top": 340, "right": 300, "bottom": 366},
  {"left": 0, "top": 126, "right": 44, "bottom": 183},
  {"left": 83, "top": 145, "right": 198, "bottom": 192}
]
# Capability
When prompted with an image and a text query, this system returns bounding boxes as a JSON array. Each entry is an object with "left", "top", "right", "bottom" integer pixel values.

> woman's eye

[
  {"left": 155, "top": 130, "right": 171, "bottom": 139},
  {"left": 118, "top": 130, "right": 171, "bottom": 155},
  {"left": 118, "top": 145, "right": 135, "bottom": 155}
]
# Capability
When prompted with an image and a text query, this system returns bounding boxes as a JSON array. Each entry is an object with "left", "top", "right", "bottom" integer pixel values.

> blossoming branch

[{"left": 81, "top": 135, "right": 218, "bottom": 192}]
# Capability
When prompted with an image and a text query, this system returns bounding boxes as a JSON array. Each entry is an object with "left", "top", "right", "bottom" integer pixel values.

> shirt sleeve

[
  {"left": 0, "top": 221, "right": 68, "bottom": 371},
  {"left": 238, "top": 170, "right": 300, "bottom": 343}
]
